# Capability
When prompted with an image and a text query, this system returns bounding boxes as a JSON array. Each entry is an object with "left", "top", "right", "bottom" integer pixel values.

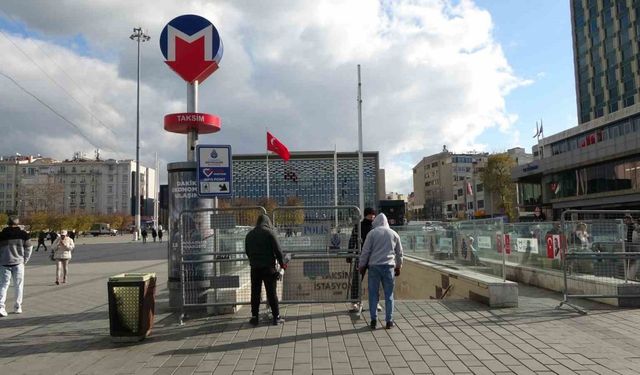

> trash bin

[{"left": 108, "top": 273, "right": 156, "bottom": 342}]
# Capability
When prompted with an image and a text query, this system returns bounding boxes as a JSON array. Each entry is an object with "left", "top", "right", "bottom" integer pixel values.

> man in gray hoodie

[
  {"left": 358, "top": 213, "right": 403, "bottom": 329},
  {"left": 0, "top": 216, "right": 32, "bottom": 317}
]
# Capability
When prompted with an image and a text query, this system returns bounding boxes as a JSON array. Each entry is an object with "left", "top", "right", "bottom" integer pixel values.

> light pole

[{"left": 130, "top": 27, "right": 150, "bottom": 241}]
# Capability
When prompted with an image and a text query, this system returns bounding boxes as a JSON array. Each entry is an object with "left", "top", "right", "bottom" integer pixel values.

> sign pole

[{"left": 187, "top": 81, "right": 199, "bottom": 161}]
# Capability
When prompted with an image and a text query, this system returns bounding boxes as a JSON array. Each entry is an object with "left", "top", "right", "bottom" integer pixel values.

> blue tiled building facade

[{"left": 232, "top": 151, "right": 379, "bottom": 209}]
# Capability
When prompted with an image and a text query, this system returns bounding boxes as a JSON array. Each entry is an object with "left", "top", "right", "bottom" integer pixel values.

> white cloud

[{"left": 0, "top": 0, "right": 529, "bottom": 195}]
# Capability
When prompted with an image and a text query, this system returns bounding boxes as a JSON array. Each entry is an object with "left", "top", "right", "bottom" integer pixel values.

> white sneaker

[
  {"left": 14, "top": 306, "right": 22, "bottom": 314},
  {"left": 377, "top": 304, "right": 383, "bottom": 312},
  {"left": 349, "top": 302, "right": 361, "bottom": 312},
  {"left": 0, "top": 307, "right": 7, "bottom": 317}
]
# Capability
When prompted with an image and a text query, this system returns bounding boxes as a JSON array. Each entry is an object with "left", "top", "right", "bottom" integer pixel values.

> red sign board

[{"left": 164, "top": 113, "right": 221, "bottom": 134}]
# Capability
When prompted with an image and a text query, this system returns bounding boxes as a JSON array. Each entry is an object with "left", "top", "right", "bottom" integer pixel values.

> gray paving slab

[{"left": 3, "top": 239, "right": 640, "bottom": 374}]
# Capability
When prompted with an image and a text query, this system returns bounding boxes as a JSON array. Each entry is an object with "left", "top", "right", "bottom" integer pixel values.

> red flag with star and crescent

[{"left": 267, "top": 132, "right": 290, "bottom": 161}]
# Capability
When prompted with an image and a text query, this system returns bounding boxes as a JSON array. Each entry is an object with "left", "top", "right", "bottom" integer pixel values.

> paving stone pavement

[{"left": 1, "top": 239, "right": 640, "bottom": 374}]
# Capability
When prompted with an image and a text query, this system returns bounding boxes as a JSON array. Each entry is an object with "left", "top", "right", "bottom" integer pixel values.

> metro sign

[{"left": 160, "top": 14, "right": 223, "bottom": 83}]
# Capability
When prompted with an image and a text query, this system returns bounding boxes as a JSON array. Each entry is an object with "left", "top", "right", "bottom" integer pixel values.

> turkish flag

[{"left": 267, "top": 132, "right": 290, "bottom": 161}]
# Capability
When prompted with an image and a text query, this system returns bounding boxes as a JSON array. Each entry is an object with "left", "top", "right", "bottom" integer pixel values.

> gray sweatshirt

[
  {"left": 358, "top": 213, "right": 403, "bottom": 269},
  {"left": 0, "top": 226, "right": 33, "bottom": 266}
]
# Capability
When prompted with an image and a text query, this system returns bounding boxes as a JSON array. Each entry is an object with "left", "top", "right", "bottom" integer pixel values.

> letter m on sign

[{"left": 160, "top": 15, "right": 224, "bottom": 84}]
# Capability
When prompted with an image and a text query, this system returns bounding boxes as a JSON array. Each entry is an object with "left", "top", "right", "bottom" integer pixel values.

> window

[
  {"left": 478, "top": 200, "right": 484, "bottom": 209},
  {"left": 476, "top": 184, "right": 483, "bottom": 193}
]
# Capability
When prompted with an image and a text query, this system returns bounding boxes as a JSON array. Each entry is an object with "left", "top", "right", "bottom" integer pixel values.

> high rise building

[
  {"left": 572, "top": 0, "right": 639, "bottom": 124},
  {"left": 513, "top": 1, "right": 640, "bottom": 219}
]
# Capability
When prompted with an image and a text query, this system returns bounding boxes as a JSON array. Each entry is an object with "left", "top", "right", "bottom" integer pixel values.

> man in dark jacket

[
  {"left": 0, "top": 216, "right": 32, "bottom": 317},
  {"left": 245, "top": 214, "right": 285, "bottom": 326},
  {"left": 347, "top": 207, "right": 377, "bottom": 312},
  {"left": 36, "top": 231, "right": 48, "bottom": 252}
]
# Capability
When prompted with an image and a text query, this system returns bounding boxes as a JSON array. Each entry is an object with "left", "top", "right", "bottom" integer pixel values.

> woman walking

[{"left": 52, "top": 230, "right": 75, "bottom": 285}]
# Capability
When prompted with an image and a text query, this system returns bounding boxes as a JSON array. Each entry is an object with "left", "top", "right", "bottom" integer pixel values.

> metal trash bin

[{"left": 108, "top": 273, "right": 156, "bottom": 342}]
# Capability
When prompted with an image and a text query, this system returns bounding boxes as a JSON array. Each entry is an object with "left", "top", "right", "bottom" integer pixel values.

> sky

[{"left": 0, "top": 0, "right": 576, "bottom": 196}]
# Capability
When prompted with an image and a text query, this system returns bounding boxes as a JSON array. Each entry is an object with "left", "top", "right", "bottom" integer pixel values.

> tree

[
  {"left": 479, "top": 153, "right": 517, "bottom": 221},
  {"left": 25, "top": 212, "right": 49, "bottom": 232},
  {"left": 278, "top": 196, "right": 305, "bottom": 226}
]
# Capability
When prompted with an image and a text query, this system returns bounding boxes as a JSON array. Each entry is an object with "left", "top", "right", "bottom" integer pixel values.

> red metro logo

[{"left": 160, "top": 14, "right": 223, "bottom": 83}]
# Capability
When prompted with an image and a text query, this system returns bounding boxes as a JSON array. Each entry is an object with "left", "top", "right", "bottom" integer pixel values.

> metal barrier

[
  {"left": 397, "top": 218, "right": 506, "bottom": 281},
  {"left": 558, "top": 209, "right": 640, "bottom": 313},
  {"left": 272, "top": 205, "right": 362, "bottom": 304},
  {"left": 178, "top": 205, "right": 362, "bottom": 323},
  {"left": 178, "top": 206, "right": 266, "bottom": 323}
]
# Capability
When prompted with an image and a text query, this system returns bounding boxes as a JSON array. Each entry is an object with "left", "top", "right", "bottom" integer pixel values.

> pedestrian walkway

[{"left": 1, "top": 241, "right": 640, "bottom": 374}]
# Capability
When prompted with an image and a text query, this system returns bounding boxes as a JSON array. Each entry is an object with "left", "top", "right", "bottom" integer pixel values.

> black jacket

[
  {"left": 348, "top": 218, "right": 374, "bottom": 250},
  {"left": 245, "top": 214, "right": 284, "bottom": 268}
]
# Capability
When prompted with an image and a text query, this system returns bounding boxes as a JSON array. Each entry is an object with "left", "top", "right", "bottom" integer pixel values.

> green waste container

[{"left": 108, "top": 273, "right": 156, "bottom": 342}]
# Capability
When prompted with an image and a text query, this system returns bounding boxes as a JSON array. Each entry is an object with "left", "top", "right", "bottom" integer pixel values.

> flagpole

[
  {"left": 266, "top": 151, "right": 270, "bottom": 199},
  {"left": 334, "top": 144, "right": 338, "bottom": 227},
  {"left": 357, "top": 65, "right": 364, "bottom": 215},
  {"left": 539, "top": 119, "right": 544, "bottom": 159}
]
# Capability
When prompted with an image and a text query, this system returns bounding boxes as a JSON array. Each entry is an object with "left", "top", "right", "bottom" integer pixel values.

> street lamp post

[{"left": 130, "top": 27, "right": 150, "bottom": 241}]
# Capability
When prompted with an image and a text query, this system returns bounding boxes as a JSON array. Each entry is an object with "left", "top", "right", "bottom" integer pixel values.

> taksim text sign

[{"left": 164, "top": 112, "right": 221, "bottom": 134}]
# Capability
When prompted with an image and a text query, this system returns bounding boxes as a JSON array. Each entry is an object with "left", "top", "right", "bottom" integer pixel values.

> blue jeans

[
  {"left": 0, "top": 264, "right": 24, "bottom": 310},
  {"left": 368, "top": 265, "right": 395, "bottom": 322}
]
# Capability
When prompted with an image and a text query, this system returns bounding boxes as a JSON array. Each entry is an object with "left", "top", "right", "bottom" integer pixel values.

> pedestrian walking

[
  {"left": 0, "top": 215, "right": 33, "bottom": 316},
  {"left": 347, "top": 207, "right": 380, "bottom": 312},
  {"left": 151, "top": 228, "right": 157, "bottom": 242},
  {"left": 52, "top": 230, "right": 75, "bottom": 285},
  {"left": 624, "top": 215, "right": 639, "bottom": 279},
  {"left": 36, "top": 231, "right": 48, "bottom": 252},
  {"left": 158, "top": 227, "right": 163, "bottom": 242},
  {"left": 358, "top": 213, "right": 403, "bottom": 329},
  {"left": 141, "top": 228, "right": 148, "bottom": 243},
  {"left": 245, "top": 214, "right": 286, "bottom": 326},
  {"left": 49, "top": 230, "right": 58, "bottom": 245}
]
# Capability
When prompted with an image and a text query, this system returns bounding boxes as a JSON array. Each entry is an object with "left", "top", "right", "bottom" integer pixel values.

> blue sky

[{"left": 476, "top": 0, "right": 577, "bottom": 151}]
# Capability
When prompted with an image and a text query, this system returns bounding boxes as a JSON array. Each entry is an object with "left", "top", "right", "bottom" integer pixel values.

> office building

[
  {"left": 573, "top": 0, "right": 639, "bottom": 124},
  {"left": 232, "top": 151, "right": 380, "bottom": 210},
  {"left": 0, "top": 152, "right": 157, "bottom": 218},
  {"left": 514, "top": 1, "right": 640, "bottom": 219},
  {"left": 412, "top": 147, "right": 489, "bottom": 220}
]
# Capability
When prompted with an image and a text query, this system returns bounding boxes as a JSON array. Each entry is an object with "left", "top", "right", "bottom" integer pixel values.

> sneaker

[
  {"left": 14, "top": 306, "right": 22, "bottom": 314},
  {"left": 385, "top": 321, "right": 394, "bottom": 329},
  {"left": 249, "top": 316, "right": 259, "bottom": 326},
  {"left": 273, "top": 316, "right": 285, "bottom": 325},
  {"left": 349, "top": 302, "right": 361, "bottom": 313},
  {"left": 377, "top": 304, "right": 383, "bottom": 312},
  {"left": 370, "top": 319, "right": 377, "bottom": 329},
  {"left": 0, "top": 308, "right": 7, "bottom": 317}
]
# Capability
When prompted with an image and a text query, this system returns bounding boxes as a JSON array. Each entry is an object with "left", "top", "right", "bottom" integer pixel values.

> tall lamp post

[{"left": 130, "top": 27, "right": 150, "bottom": 241}]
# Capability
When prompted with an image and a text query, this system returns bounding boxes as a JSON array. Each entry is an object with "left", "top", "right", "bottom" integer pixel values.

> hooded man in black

[
  {"left": 245, "top": 214, "right": 285, "bottom": 325},
  {"left": 347, "top": 207, "right": 377, "bottom": 312}
]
